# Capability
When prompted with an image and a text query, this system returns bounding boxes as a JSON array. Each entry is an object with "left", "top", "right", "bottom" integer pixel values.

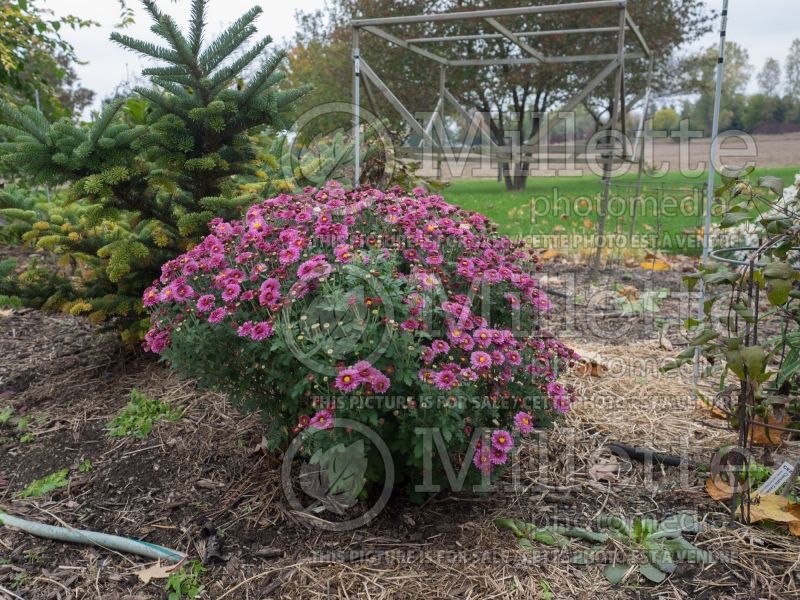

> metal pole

[
  {"left": 694, "top": 0, "right": 730, "bottom": 395},
  {"left": 591, "top": 6, "right": 626, "bottom": 280},
  {"left": 350, "top": 1, "right": 628, "bottom": 27},
  {"left": 438, "top": 65, "right": 446, "bottom": 179},
  {"left": 353, "top": 27, "right": 361, "bottom": 186},
  {"left": 628, "top": 56, "right": 654, "bottom": 240}
]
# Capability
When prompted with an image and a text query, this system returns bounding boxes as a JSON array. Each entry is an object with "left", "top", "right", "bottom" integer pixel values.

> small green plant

[
  {"left": 11, "top": 572, "right": 31, "bottom": 590},
  {"left": 19, "top": 432, "right": 34, "bottom": 443},
  {"left": 0, "top": 406, "right": 13, "bottom": 425},
  {"left": 537, "top": 579, "right": 554, "bottom": 599},
  {"left": 107, "top": 389, "right": 182, "bottom": 438},
  {"left": 79, "top": 459, "right": 93, "bottom": 473},
  {"left": 497, "top": 513, "right": 712, "bottom": 585},
  {"left": 166, "top": 560, "right": 205, "bottom": 600},
  {"left": 18, "top": 469, "right": 70, "bottom": 498}
]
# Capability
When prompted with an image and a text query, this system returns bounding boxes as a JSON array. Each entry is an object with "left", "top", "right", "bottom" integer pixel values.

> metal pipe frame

[
  {"left": 351, "top": 1, "right": 628, "bottom": 27},
  {"left": 351, "top": 1, "right": 651, "bottom": 184},
  {"left": 484, "top": 17, "right": 545, "bottom": 63},
  {"left": 405, "top": 26, "right": 626, "bottom": 45},
  {"left": 591, "top": 5, "right": 628, "bottom": 278},
  {"left": 353, "top": 0, "right": 650, "bottom": 62}
]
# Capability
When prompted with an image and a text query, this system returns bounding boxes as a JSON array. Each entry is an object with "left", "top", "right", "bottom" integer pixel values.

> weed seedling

[
  {"left": 166, "top": 560, "right": 205, "bottom": 600},
  {"left": 18, "top": 469, "right": 70, "bottom": 498},
  {"left": 107, "top": 389, "right": 183, "bottom": 439}
]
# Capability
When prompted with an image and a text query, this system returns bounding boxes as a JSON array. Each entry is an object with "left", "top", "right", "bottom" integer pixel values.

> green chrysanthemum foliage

[{"left": 0, "top": 0, "right": 309, "bottom": 341}]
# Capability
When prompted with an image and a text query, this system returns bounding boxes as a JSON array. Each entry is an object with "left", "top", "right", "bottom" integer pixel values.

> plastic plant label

[{"left": 757, "top": 461, "right": 796, "bottom": 495}]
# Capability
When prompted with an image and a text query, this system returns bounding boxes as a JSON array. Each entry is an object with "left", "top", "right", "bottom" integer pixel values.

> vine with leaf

[{"left": 666, "top": 168, "right": 800, "bottom": 500}]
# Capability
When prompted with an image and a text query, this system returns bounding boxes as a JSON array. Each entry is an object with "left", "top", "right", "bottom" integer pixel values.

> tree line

[{"left": 655, "top": 40, "right": 800, "bottom": 136}]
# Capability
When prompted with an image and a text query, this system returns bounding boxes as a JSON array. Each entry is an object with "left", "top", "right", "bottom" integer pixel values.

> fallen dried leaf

[
  {"left": 750, "top": 412, "right": 788, "bottom": 446},
  {"left": 739, "top": 494, "right": 799, "bottom": 525},
  {"left": 589, "top": 456, "right": 619, "bottom": 482},
  {"left": 539, "top": 248, "right": 560, "bottom": 262},
  {"left": 695, "top": 399, "right": 727, "bottom": 420},
  {"left": 572, "top": 349, "right": 607, "bottom": 378},
  {"left": 705, "top": 476, "right": 734, "bottom": 501},
  {"left": 618, "top": 285, "right": 639, "bottom": 301},
  {"left": 624, "top": 257, "right": 639, "bottom": 268},
  {"left": 137, "top": 561, "right": 180, "bottom": 584},
  {"left": 658, "top": 335, "right": 673, "bottom": 351},
  {"left": 640, "top": 259, "right": 671, "bottom": 271},
  {"left": 574, "top": 359, "right": 607, "bottom": 378}
]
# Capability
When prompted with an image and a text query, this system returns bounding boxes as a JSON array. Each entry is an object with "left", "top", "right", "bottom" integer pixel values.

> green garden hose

[{"left": 0, "top": 511, "right": 186, "bottom": 563}]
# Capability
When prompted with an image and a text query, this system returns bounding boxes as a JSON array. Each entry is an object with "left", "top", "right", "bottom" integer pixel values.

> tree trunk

[{"left": 502, "top": 161, "right": 528, "bottom": 191}]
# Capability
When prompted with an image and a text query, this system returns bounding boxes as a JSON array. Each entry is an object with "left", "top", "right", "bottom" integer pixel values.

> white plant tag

[{"left": 756, "top": 461, "right": 796, "bottom": 495}]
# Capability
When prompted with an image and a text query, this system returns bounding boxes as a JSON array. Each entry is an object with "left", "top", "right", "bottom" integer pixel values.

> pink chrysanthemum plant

[{"left": 144, "top": 182, "right": 578, "bottom": 495}]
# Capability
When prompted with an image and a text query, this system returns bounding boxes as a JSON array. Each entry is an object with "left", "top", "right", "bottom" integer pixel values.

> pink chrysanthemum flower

[
  {"left": 503, "top": 292, "right": 520, "bottom": 307},
  {"left": 333, "top": 244, "right": 353, "bottom": 263},
  {"left": 237, "top": 321, "right": 254, "bottom": 337},
  {"left": 222, "top": 283, "right": 241, "bottom": 302},
  {"left": 250, "top": 321, "right": 273, "bottom": 341},
  {"left": 278, "top": 246, "right": 301, "bottom": 265},
  {"left": 433, "top": 369, "right": 458, "bottom": 390},
  {"left": 489, "top": 447, "right": 508, "bottom": 465},
  {"left": 421, "top": 348, "right": 435, "bottom": 364},
  {"left": 208, "top": 307, "right": 226, "bottom": 323},
  {"left": 431, "top": 339, "right": 450, "bottom": 355},
  {"left": 470, "top": 351, "right": 492, "bottom": 369},
  {"left": 514, "top": 411, "right": 534, "bottom": 434},
  {"left": 472, "top": 447, "right": 492, "bottom": 474},
  {"left": 370, "top": 373, "right": 391, "bottom": 393},
  {"left": 143, "top": 287, "right": 159, "bottom": 307},
  {"left": 460, "top": 368, "right": 478, "bottom": 382},
  {"left": 309, "top": 409, "right": 333, "bottom": 430},
  {"left": 474, "top": 328, "right": 492, "bottom": 348},
  {"left": 491, "top": 429, "right": 513, "bottom": 452},
  {"left": 196, "top": 294, "right": 215, "bottom": 313},
  {"left": 334, "top": 368, "right": 361, "bottom": 392}
]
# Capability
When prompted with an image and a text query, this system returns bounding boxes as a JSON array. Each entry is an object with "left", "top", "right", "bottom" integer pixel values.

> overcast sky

[{"left": 43, "top": 0, "right": 799, "bottom": 114}]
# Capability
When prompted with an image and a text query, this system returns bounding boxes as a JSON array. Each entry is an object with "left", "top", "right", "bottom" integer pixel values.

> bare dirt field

[{"left": 418, "top": 132, "right": 800, "bottom": 179}]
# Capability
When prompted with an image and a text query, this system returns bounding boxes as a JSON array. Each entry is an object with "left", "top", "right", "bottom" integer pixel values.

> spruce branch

[
  {"left": 143, "top": 0, "right": 202, "bottom": 82},
  {"left": 90, "top": 99, "right": 126, "bottom": 145},
  {"left": 240, "top": 50, "right": 287, "bottom": 105},
  {"left": 110, "top": 33, "right": 181, "bottom": 64},
  {"left": 208, "top": 35, "right": 272, "bottom": 93},
  {"left": 199, "top": 6, "right": 262, "bottom": 72},
  {"left": 189, "top": 0, "right": 208, "bottom": 55},
  {"left": 0, "top": 100, "right": 50, "bottom": 144}
]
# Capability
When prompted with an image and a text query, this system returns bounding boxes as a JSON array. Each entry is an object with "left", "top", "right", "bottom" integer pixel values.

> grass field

[{"left": 441, "top": 167, "right": 800, "bottom": 255}]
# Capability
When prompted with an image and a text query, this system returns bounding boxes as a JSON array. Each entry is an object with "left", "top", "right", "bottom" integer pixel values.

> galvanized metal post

[
  {"left": 693, "top": 0, "right": 730, "bottom": 395},
  {"left": 353, "top": 27, "right": 361, "bottom": 186},
  {"left": 438, "top": 65, "right": 446, "bottom": 179},
  {"left": 629, "top": 56, "right": 654, "bottom": 240},
  {"left": 591, "top": 5, "right": 627, "bottom": 279}
]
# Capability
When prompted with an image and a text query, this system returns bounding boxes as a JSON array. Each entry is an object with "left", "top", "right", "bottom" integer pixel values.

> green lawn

[{"left": 441, "top": 167, "right": 800, "bottom": 255}]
